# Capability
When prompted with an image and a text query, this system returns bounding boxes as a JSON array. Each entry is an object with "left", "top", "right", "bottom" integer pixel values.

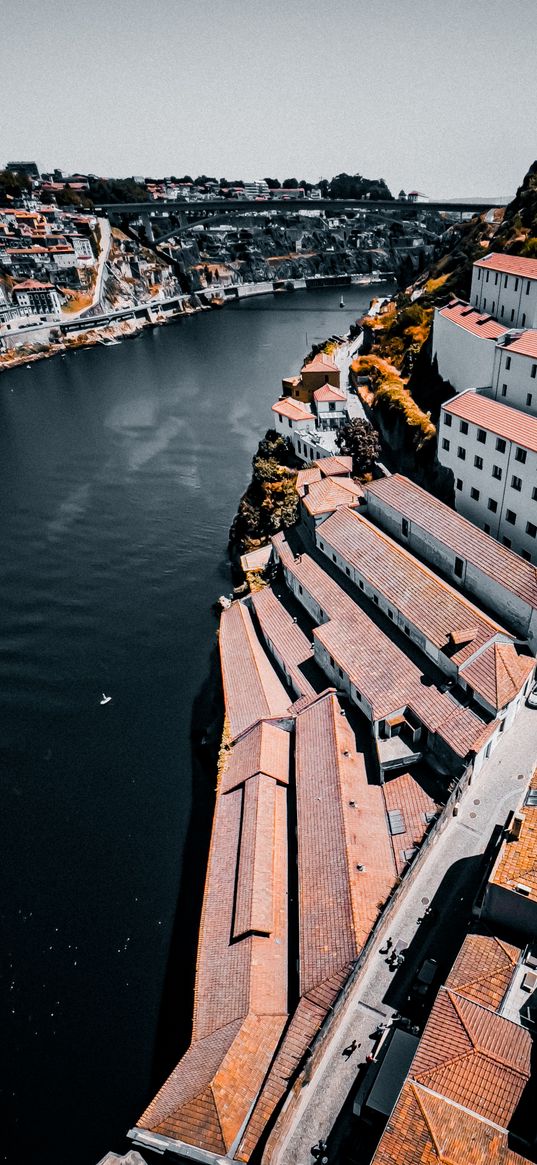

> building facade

[{"left": 470, "top": 252, "right": 537, "bottom": 330}]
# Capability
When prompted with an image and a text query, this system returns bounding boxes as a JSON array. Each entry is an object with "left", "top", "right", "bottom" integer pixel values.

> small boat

[
  {"left": 100, "top": 693, "right": 112, "bottom": 705},
  {"left": 339, "top": 296, "right": 345, "bottom": 308}
]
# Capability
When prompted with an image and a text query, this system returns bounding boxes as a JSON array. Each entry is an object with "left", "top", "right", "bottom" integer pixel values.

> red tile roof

[
  {"left": 461, "top": 642, "right": 534, "bottom": 711},
  {"left": 382, "top": 772, "right": 438, "bottom": 875},
  {"left": 273, "top": 532, "right": 496, "bottom": 758},
  {"left": 502, "top": 330, "right": 537, "bottom": 359},
  {"left": 271, "top": 397, "right": 314, "bottom": 422},
  {"left": 489, "top": 769, "right": 537, "bottom": 902},
  {"left": 438, "top": 298, "right": 507, "bottom": 340},
  {"left": 302, "top": 477, "right": 363, "bottom": 518},
  {"left": 318, "top": 455, "right": 353, "bottom": 476},
  {"left": 474, "top": 251, "right": 537, "bottom": 280},
  {"left": 410, "top": 988, "right": 532, "bottom": 1129},
  {"left": 372, "top": 1080, "right": 529, "bottom": 1165},
  {"left": 302, "top": 352, "right": 339, "bottom": 374},
  {"left": 233, "top": 773, "right": 277, "bottom": 939},
  {"left": 313, "top": 383, "right": 346, "bottom": 402},
  {"left": 13, "top": 279, "right": 55, "bottom": 291},
  {"left": 364, "top": 474, "right": 537, "bottom": 609},
  {"left": 219, "top": 719, "right": 290, "bottom": 795},
  {"left": 296, "top": 692, "right": 395, "bottom": 995},
  {"left": 445, "top": 933, "right": 522, "bottom": 1011},
  {"left": 296, "top": 466, "right": 322, "bottom": 495},
  {"left": 219, "top": 601, "right": 291, "bottom": 739},
  {"left": 251, "top": 587, "right": 318, "bottom": 699},
  {"left": 443, "top": 390, "right": 537, "bottom": 454},
  {"left": 318, "top": 506, "right": 514, "bottom": 704}
]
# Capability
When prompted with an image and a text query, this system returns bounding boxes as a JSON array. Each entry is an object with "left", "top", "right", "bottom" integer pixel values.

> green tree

[{"left": 335, "top": 418, "right": 381, "bottom": 477}]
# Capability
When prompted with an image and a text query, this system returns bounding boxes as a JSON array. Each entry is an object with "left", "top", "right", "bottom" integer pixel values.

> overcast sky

[{"left": 2, "top": 0, "right": 535, "bottom": 197}]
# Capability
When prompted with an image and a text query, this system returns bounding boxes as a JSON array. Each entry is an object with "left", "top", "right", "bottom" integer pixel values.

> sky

[{"left": 2, "top": 0, "right": 536, "bottom": 198}]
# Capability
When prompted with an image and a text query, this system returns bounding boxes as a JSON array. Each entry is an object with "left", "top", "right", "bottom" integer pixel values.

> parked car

[
  {"left": 413, "top": 957, "right": 438, "bottom": 996},
  {"left": 526, "top": 682, "right": 537, "bottom": 709}
]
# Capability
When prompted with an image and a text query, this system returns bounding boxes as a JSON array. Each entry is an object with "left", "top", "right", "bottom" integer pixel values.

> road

[
  {"left": 267, "top": 703, "right": 537, "bottom": 1164},
  {"left": 75, "top": 216, "right": 111, "bottom": 318}
]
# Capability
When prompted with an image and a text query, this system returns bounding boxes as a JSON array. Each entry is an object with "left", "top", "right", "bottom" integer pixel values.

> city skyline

[{"left": 2, "top": 0, "right": 535, "bottom": 199}]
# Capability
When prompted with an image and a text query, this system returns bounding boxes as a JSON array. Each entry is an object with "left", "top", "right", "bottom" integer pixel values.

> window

[
  {"left": 487, "top": 498, "right": 498, "bottom": 512},
  {"left": 404, "top": 624, "right": 410, "bottom": 635},
  {"left": 486, "top": 271, "right": 490, "bottom": 283},
  {"left": 373, "top": 595, "right": 379, "bottom": 605},
  {"left": 496, "top": 438, "right": 506, "bottom": 453},
  {"left": 522, "top": 550, "right": 533, "bottom": 561},
  {"left": 527, "top": 280, "right": 531, "bottom": 294},
  {"left": 506, "top": 509, "right": 516, "bottom": 525},
  {"left": 526, "top": 393, "right": 533, "bottom": 407},
  {"left": 501, "top": 305, "right": 505, "bottom": 318},
  {"left": 532, "top": 364, "right": 537, "bottom": 379},
  {"left": 288, "top": 418, "right": 292, "bottom": 428},
  {"left": 477, "top": 429, "right": 487, "bottom": 444},
  {"left": 332, "top": 553, "right": 336, "bottom": 562},
  {"left": 515, "top": 447, "right": 527, "bottom": 464},
  {"left": 527, "top": 522, "right": 537, "bottom": 539},
  {"left": 492, "top": 465, "right": 502, "bottom": 480},
  {"left": 511, "top": 309, "right": 515, "bottom": 322},
  {"left": 454, "top": 556, "right": 464, "bottom": 578},
  {"left": 442, "top": 438, "right": 450, "bottom": 451},
  {"left": 495, "top": 272, "right": 499, "bottom": 286},
  {"left": 457, "top": 446, "right": 466, "bottom": 460},
  {"left": 504, "top": 275, "right": 508, "bottom": 288},
  {"left": 474, "top": 455, "right": 483, "bottom": 469},
  {"left": 402, "top": 518, "right": 409, "bottom": 537},
  {"left": 329, "top": 402, "right": 336, "bottom": 412},
  {"left": 492, "top": 301, "right": 496, "bottom": 314},
  {"left": 298, "top": 584, "right": 303, "bottom": 594},
  {"left": 456, "top": 478, "right": 463, "bottom": 491},
  {"left": 522, "top": 314, "right": 527, "bottom": 327},
  {"left": 444, "top": 413, "right": 452, "bottom": 427},
  {"left": 470, "top": 487, "right": 480, "bottom": 500},
  {"left": 319, "top": 542, "right": 324, "bottom": 550},
  {"left": 387, "top": 609, "right": 394, "bottom": 620},
  {"left": 345, "top": 566, "right": 350, "bottom": 576},
  {"left": 329, "top": 656, "right": 334, "bottom": 667},
  {"left": 459, "top": 420, "right": 468, "bottom": 435},
  {"left": 484, "top": 299, "right": 487, "bottom": 311},
  {"left": 358, "top": 579, "right": 364, "bottom": 590},
  {"left": 502, "top": 536, "right": 511, "bottom": 548},
  {"left": 484, "top": 523, "right": 491, "bottom": 534},
  {"left": 533, "top": 487, "right": 537, "bottom": 501},
  {"left": 514, "top": 279, "right": 519, "bottom": 292},
  {"left": 511, "top": 475, "right": 522, "bottom": 491},
  {"left": 501, "top": 383, "right": 507, "bottom": 396}
]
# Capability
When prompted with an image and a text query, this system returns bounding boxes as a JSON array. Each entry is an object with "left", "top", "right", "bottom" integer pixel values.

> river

[{"left": 0, "top": 284, "right": 391, "bottom": 1165}]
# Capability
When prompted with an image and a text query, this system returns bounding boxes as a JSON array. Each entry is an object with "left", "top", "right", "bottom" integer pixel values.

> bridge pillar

[{"left": 141, "top": 214, "right": 155, "bottom": 243}]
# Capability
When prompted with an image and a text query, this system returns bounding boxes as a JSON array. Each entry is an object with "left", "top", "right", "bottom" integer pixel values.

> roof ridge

[
  {"left": 208, "top": 1081, "right": 227, "bottom": 1150},
  {"left": 448, "top": 989, "right": 529, "bottom": 1075},
  {"left": 410, "top": 1081, "right": 445, "bottom": 1161}
]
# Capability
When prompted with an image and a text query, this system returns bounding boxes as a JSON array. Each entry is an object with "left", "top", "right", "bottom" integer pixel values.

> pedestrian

[
  {"left": 380, "top": 937, "right": 393, "bottom": 954},
  {"left": 342, "top": 1039, "right": 357, "bottom": 1059}
]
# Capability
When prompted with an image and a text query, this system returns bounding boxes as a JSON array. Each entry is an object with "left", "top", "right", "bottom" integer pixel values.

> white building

[
  {"left": 490, "top": 330, "right": 537, "bottom": 414},
  {"left": 12, "top": 280, "right": 62, "bottom": 317},
  {"left": 470, "top": 253, "right": 537, "bottom": 330},
  {"left": 437, "top": 389, "right": 537, "bottom": 562},
  {"left": 432, "top": 299, "right": 508, "bottom": 392},
  {"left": 272, "top": 379, "right": 351, "bottom": 462}
]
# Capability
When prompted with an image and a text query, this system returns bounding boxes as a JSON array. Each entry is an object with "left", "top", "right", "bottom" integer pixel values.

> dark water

[{"left": 0, "top": 285, "right": 389, "bottom": 1165}]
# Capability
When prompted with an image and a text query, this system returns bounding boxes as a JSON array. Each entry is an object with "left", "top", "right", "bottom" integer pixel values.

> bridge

[{"left": 94, "top": 196, "right": 507, "bottom": 242}]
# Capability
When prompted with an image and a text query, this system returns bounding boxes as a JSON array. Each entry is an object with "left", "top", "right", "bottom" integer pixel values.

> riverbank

[{"left": 0, "top": 272, "right": 391, "bottom": 374}]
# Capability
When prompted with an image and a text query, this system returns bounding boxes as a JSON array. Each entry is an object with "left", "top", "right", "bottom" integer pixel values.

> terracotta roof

[
  {"left": 302, "top": 352, "right": 339, "bottom": 374},
  {"left": 445, "top": 933, "right": 522, "bottom": 1011},
  {"left": 438, "top": 298, "right": 507, "bottom": 340},
  {"left": 273, "top": 532, "right": 496, "bottom": 757},
  {"left": 271, "top": 397, "right": 314, "bottom": 422},
  {"left": 313, "top": 383, "right": 346, "bottom": 402},
  {"left": 12, "top": 279, "right": 55, "bottom": 291},
  {"left": 318, "top": 506, "right": 510, "bottom": 698},
  {"left": 474, "top": 251, "right": 537, "bottom": 280},
  {"left": 489, "top": 770, "right": 537, "bottom": 902},
  {"left": 410, "top": 988, "right": 532, "bottom": 1129},
  {"left": 461, "top": 642, "right": 534, "bottom": 711},
  {"left": 296, "top": 692, "right": 395, "bottom": 995},
  {"left": 302, "top": 477, "right": 363, "bottom": 518},
  {"left": 501, "top": 330, "right": 537, "bottom": 359},
  {"left": 138, "top": 763, "right": 289, "bottom": 1155},
  {"left": 372, "top": 1080, "right": 529, "bottom": 1165},
  {"left": 219, "top": 719, "right": 290, "bottom": 795},
  {"left": 443, "top": 390, "right": 537, "bottom": 454},
  {"left": 251, "top": 587, "right": 319, "bottom": 699},
  {"left": 382, "top": 772, "right": 438, "bottom": 875},
  {"left": 219, "top": 601, "right": 291, "bottom": 739},
  {"left": 317, "top": 455, "right": 353, "bottom": 476},
  {"left": 296, "top": 466, "right": 322, "bottom": 495},
  {"left": 364, "top": 474, "right": 537, "bottom": 609}
]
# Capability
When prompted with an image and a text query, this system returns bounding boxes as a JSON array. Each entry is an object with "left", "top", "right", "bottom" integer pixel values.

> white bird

[{"left": 100, "top": 693, "right": 112, "bottom": 705}]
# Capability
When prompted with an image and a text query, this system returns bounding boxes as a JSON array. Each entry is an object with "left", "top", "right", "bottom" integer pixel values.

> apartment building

[
  {"left": 490, "top": 329, "right": 537, "bottom": 414},
  {"left": 12, "top": 280, "right": 62, "bottom": 316},
  {"left": 437, "top": 390, "right": 537, "bottom": 562},
  {"left": 432, "top": 298, "right": 508, "bottom": 392},
  {"left": 471, "top": 252, "right": 537, "bottom": 329}
]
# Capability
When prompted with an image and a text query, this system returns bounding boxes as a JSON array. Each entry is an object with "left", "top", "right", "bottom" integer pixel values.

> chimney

[{"left": 509, "top": 812, "right": 525, "bottom": 841}]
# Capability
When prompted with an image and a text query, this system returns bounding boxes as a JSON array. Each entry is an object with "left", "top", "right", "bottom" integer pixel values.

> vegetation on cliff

[
  {"left": 229, "top": 431, "right": 300, "bottom": 557},
  {"left": 335, "top": 418, "right": 381, "bottom": 477}
]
